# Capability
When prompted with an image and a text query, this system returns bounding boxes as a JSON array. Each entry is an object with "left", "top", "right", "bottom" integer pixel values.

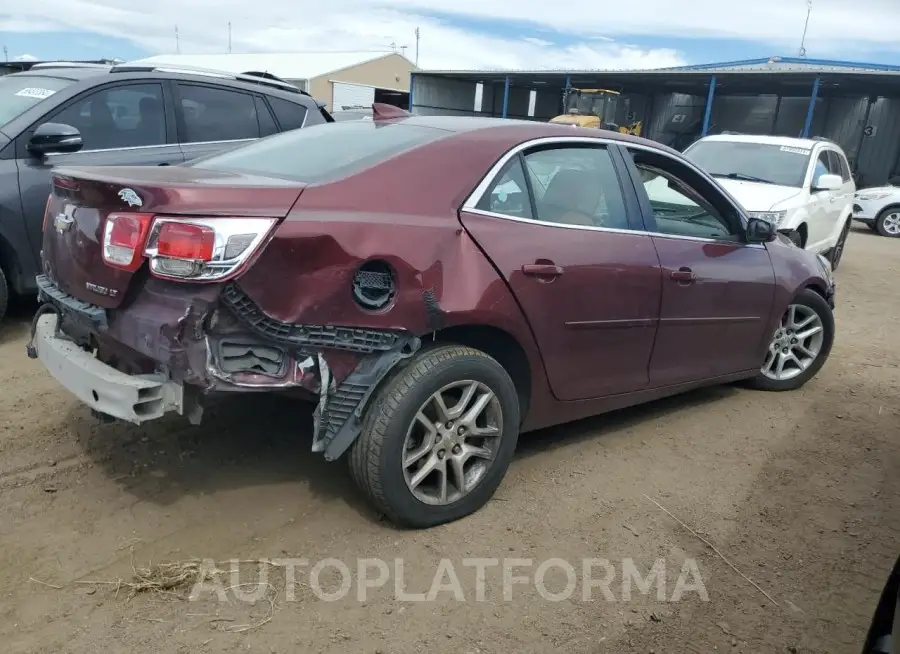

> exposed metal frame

[
  {"left": 701, "top": 76, "right": 717, "bottom": 137},
  {"left": 801, "top": 76, "right": 821, "bottom": 138}
]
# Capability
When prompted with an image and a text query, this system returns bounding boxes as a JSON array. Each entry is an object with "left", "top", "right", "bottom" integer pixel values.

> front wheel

[
  {"left": 348, "top": 344, "right": 520, "bottom": 528},
  {"left": 748, "top": 288, "right": 835, "bottom": 392},
  {"left": 875, "top": 208, "right": 900, "bottom": 237}
]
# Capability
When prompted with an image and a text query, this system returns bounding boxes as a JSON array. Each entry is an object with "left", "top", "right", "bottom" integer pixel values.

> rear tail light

[
  {"left": 100, "top": 214, "right": 276, "bottom": 281},
  {"left": 102, "top": 213, "right": 154, "bottom": 271},
  {"left": 143, "top": 217, "right": 277, "bottom": 281}
]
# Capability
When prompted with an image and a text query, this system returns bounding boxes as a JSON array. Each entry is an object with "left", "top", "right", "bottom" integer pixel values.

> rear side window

[
  {"left": 254, "top": 96, "right": 278, "bottom": 137},
  {"left": 268, "top": 97, "right": 307, "bottom": 132},
  {"left": 177, "top": 84, "right": 260, "bottom": 143},
  {"left": 188, "top": 121, "right": 448, "bottom": 183}
]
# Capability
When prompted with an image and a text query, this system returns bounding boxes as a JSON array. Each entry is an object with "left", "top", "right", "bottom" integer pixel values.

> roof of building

[
  {"left": 415, "top": 55, "right": 900, "bottom": 77},
  {"left": 124, "top": 52, "right": 414, "bottom": 82}
]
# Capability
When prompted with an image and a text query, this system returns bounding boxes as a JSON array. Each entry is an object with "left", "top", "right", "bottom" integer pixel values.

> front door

[
  {"left": 16, "top": 81, "right": 183, "bottom": 264},
  {"left": 622, "top": 145, "right": 777, "bottom": 387},
  {"left": 460, "top": 141, "right": 662, "bottom": 401}
]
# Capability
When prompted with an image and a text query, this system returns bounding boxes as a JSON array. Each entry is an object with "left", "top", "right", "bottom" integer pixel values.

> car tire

[
  {"left": 0, "top": 265, "right": 8, "bottom": 323},
  {"left": 829, "top": 220, "right": 850, "bottom": 270},
  {"left": 787, "top": 230, "right": 803, "bottom": 248},
  {"left": 747, "top": 288, "right": 835, "bottom": 392},
  {"left": 348, "top": 344, "right": 520, "bottom": 529},
  {"left": 875, "top": 208, "right": 900, "bottom": 237}
]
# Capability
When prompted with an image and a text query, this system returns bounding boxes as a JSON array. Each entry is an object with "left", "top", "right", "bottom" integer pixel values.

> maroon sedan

[{"left": 29, "top": 108, "right": 836, "bottom": 528}]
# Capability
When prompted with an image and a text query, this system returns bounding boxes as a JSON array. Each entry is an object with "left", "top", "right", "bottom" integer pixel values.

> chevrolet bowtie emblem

[{"left": 54, "top": 207, "right": 75, "bottom": 234}]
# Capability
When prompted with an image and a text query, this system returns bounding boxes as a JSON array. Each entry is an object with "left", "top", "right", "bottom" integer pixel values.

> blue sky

[{"left": 2, "top": 1, "right": 899, "bottom": 70}]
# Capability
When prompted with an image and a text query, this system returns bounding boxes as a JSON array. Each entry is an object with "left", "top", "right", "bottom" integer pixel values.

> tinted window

[
  {"left": 0, "top": 75, "right": 75, "bottom": 126},
  {"left": 51, "top": 83, "right": 166, "bottom": 150},
  {"left": 685, "top": 140, "right": 812, "bottom": 188},
  {"left": 254, "top": 96, "right": 278, "bottom": 137},
  {"left": 477, "top": 157, "right": 533, "bottom": 220},
  {"left": 827, "top": 150, "right": 851, "bottom": 182},
  {"left": 627, "top": 147, "right": 738, "bottom": 240},
  {"left": 188, "top": 121, "right": 447, "bottom": 183},
  {"left": 522, "top": 146, "right": 630, "bottom": 230},
  {"left": 268, "top": 96, "right": 307, "bottom": 132},
  {"left": 178, "top": 84, "right": 259, "bottom": 143},
  {"left": 813, "top": 150, "right": 840, "bottom": 187}
]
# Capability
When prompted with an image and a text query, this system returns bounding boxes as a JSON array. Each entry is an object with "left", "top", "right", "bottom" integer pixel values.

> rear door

[
  {"left": 16, "top": 81, "right": 183, "bottom": 264},
  {"left": 620, "top": 144, "right": 776, "bottom": 386},
  {"left": 459, "top": 138, "right": 663, "bottom": 401},
  {"left": 174, "top": 83, "right": 274, "bottom": 161}
]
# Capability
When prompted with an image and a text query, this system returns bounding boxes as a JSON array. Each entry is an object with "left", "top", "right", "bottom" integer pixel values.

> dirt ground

[{"left": 1, "top": 224, "right": 898, "bottom": 654}]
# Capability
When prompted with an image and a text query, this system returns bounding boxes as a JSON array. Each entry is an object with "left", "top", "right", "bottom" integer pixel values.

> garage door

[{"left": 332, "top": 82, "right": 375, "bottom": 111}]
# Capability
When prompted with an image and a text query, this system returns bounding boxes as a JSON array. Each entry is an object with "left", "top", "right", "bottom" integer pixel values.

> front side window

[
  {"left": 0, "top": 75, "right": 75, "bottom": 127},
  {"left": 813, "top": 150, "right": 841, "bottom": 187},
  {"left": 628, "top": 147, "right": 739, "bottom": 241},
  {"left": 50, "top": 83, "right": 166, "bottom": 150},
  {"left": 177, "top": 84, "right": 260, "bottom": 143},
  {"left": 685, "top": 140, "right": 812, "bottom": 188}
]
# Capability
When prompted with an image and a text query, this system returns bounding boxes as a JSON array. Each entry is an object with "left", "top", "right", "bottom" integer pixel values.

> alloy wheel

[
  {"left": 881, "top": 212, "right": 900, "bottom": 236},
  {"left": 761, "top": 304, "right": 826, "bottom": 381},
  {"left": 402, "top": 380, "right": 503, "bottom": 506}
]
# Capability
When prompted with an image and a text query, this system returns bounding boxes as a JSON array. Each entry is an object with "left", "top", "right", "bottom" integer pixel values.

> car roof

[
  {"left": 392, "top": 115, "right": 678, "bottom": 153},
  {"left": 696, "top": 133, "right": 833, "bottom": 150},
  {"left": 7, "top": 67, "right": 110, "bottom": 82}
]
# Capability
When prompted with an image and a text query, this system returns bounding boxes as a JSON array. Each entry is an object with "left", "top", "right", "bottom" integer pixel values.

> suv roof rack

[
  {"left": 110, "top": 63, "right": 307, "bottom": 95},
  {"left": 29, "top": 62, "right": 112, "bottom": 70}
]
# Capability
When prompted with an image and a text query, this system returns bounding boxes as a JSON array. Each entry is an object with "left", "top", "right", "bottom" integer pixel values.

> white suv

[
  {"left": 682, "top": 134, "right": 855, "bottom": 268},
  {"left": 852, "top": 181, "right": 900, "bottom": 237}
]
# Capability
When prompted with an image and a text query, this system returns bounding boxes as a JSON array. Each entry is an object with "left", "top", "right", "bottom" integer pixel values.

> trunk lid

[{"left": 42, "top": 165, "right": 305, "bottom": 309}]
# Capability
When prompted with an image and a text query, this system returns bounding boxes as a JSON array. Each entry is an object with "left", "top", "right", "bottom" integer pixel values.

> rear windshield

[
  {"left": 0, "top": 75, "right": 74, "bottom": 127},
  {"left": 187, "top": 120, "right": 448, "bottom": 183}
]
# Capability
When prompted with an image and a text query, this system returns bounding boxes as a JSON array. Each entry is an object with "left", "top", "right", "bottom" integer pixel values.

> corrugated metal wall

[{"left": 412, "top": 74, "right": 900, "bottom": 185}]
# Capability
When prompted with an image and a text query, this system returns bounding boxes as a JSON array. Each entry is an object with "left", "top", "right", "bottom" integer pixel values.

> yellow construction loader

[{"left": 549, "top": 87, "right": 642, "bottom": 136}]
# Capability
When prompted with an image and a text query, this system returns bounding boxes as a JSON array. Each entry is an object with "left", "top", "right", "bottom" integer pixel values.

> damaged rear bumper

[
  {"left": 28, "top": 275, "right": 421, "bottom": 460},
  {"left": 32, "top": 314, "right": 184, "bottom": 424}
]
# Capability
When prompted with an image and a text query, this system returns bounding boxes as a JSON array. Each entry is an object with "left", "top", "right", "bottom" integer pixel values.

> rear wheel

[
  {"left": 829, "top": 221, "right": 850, "bottom": 270},
  {"left": 0, "top": 265, "right": 8, "bottom": 323},
  {"left": 748, "top": 289, "right": 834, "bottom": 392},
  {"left": 875, "top": 208, "right": 900, "bottom": 237},
  {"left": 348, "top": 345, "right": 520, "bottom": 528}
]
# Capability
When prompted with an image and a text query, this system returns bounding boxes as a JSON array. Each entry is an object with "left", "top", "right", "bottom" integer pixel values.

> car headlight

[
  {"left": 855, "top": 192, "right": 891, "bottom": 201},
  {"left": 748, "top": 210, "right": 787, "bottom": 227}
]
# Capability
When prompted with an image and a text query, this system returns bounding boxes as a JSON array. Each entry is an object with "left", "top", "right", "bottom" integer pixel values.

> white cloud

[{"left": 1, "top": 0, "right": 898, "bottom": 70}]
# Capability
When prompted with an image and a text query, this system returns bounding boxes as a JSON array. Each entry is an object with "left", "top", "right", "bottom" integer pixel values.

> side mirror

[
  {"left": 813, "top": 173, "right": 843, "bottom": 192},
  {"left": 27, "top": 123, "right": 83, "bottom": 156},
  {"left": 746, "top": 217, "right": 777, "bottom": 243}
]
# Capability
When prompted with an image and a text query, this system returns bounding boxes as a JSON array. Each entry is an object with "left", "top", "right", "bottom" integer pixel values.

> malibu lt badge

[{"left": 85, "top": 281, "right": 118, "bottom": 298}]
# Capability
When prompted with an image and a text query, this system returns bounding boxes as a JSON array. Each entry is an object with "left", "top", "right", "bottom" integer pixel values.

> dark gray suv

[{"left": 0, "top": 62, "right": 332, "bottom": 321}]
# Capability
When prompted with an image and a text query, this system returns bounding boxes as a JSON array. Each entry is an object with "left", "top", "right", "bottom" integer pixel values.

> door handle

[
  {"left": 670, "top": 267, "right": 695, "bottom": 283},
  {"left": 522, "top": 263, "right": 564, "bottom": 277}
]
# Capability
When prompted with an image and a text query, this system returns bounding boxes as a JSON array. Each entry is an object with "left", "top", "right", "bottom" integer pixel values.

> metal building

[
  {"left": 410, "top": 56, "right": 900, "bottom": 187},
  {"left": 126, "top": 52, "right": 415, "bottom": 112}
]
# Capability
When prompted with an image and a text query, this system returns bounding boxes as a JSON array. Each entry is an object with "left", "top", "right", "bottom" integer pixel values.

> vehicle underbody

[{"left": 28, "top": 272, "right": 422, "bottom": 462}]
